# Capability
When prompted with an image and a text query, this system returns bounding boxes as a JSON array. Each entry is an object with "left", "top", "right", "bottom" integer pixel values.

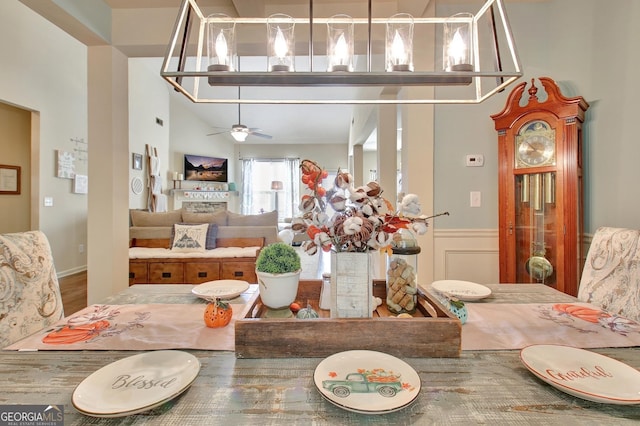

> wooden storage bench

[{"left": 129, "top": 237, "right": 262, "bottom": 285}]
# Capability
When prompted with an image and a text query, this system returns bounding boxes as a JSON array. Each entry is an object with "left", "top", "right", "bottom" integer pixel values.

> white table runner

[
  {"left": 5, "top": 303, "right": 249, "bottom": 351},
  {"left": 463, "top": 302, "right": 640, "bottom": 350}
]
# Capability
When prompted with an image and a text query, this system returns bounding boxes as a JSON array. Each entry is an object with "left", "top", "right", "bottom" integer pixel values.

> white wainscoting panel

[
  {"left": 433, "top": 229, "right": 499, "bottom": 284},
  {"left": 432, "top": 230, "right": 594, "bottom": 286}
]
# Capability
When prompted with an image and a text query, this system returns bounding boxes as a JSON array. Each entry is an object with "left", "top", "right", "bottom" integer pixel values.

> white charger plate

[
  {"left": 72, "top": 350, "right": 200, "bottom": 417},
  {"left": 192, "top": 279, "right": 249, "bottom": 301},
  {"left": 314, "top": 350, "right": 421, "bottom": 414},
  {"left": 431, "top": 280, "right": 492, "bottom": 301},
  {"left": 520, "top": 344, "right": 640, "bottom": 405}
]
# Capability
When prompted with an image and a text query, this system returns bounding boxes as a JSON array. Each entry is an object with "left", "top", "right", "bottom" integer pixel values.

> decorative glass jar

[{"left": 386, "top": 229, "right": 420, "bottom": 314}]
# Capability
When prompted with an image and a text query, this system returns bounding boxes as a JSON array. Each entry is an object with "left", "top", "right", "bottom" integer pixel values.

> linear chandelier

[{"left": 160, "top": 0, "right": 522, "bottom": 104}]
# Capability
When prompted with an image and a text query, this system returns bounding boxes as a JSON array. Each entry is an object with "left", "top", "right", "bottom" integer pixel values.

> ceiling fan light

[{"left": 231, "top": 130, "right": 248, "bottom": 142}]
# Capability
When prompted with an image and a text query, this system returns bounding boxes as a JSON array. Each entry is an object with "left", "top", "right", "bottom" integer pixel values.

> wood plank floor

[{"left": 58, "top": 271, "right": 87, "bottom": 315}]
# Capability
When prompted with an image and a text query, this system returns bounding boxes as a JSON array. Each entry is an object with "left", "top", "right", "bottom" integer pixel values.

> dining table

[{"left": 1, "top": 282, "right": 640, "bottom": 425}]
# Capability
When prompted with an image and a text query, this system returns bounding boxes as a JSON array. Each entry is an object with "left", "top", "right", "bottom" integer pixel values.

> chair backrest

[
  {"left": 0, "top": 230, "right": 64, "bottom": 348},
  {"left": 577, "top": 227, "right": 640, "bottom": 322}
]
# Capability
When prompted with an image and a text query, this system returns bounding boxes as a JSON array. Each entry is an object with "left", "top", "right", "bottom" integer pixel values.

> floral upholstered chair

[
  {"left": 577, "top": 227, "right": 640, "bottom": 322},
  {"left": 0, "top": 230, "right": 64, "bottom": 348}
]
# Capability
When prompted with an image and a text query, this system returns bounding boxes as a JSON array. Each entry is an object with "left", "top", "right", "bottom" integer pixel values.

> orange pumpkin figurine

[{"left": 204, "top": 298, "right": 233, "bottom": 328}]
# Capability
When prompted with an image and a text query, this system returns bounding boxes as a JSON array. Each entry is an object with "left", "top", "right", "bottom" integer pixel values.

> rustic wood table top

[{"left": 2, "top": 283, "right": 639, "bottom": 425}]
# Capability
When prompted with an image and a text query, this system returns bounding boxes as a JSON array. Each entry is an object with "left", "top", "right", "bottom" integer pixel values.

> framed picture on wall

[
  {"left": 56, "top": 150, "right": 76, "bottom": 179},
  {"left": 73, "top": 174, "right": 88, "bottom": 194},
  {"left": 132, "top": 153, "right": 143, "bottom": 170},
  {"left": 0, "top": 164, "right": 20, "bottom": 195}
]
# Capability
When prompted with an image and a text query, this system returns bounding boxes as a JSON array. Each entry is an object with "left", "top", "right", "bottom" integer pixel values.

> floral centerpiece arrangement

[{"left": 291, "top": 159, "right": 448, "bottom": 255}]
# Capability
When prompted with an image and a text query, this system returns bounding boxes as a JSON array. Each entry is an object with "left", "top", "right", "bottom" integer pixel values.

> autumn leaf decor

[{"left": 292, "top": 159, "right": 449, "bottom": 255}]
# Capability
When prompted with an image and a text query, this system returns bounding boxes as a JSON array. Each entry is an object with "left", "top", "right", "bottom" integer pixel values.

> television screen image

[{"left": 184, "top": 155, "right": 228, "bottom": 182}]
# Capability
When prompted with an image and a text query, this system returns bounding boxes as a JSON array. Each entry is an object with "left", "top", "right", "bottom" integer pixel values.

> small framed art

[
  {"left": 0, "top": 164, "right": 20, "bottom": 195},
  {"left": 73, "top": 174, "right": 88, "bottom": 194}
]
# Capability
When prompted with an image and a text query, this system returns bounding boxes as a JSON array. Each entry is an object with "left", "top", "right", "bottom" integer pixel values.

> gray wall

[
  {"left": 0, "top": 1, "right": 88, "bottom": 275},
  {"left": 434, "top": 0, "right": 640, "bottom": 232}
]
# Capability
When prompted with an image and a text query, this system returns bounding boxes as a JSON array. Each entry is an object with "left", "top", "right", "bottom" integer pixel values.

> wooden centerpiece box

[{"left": 235, "top": 280, "right": 461, "bottom": 359}]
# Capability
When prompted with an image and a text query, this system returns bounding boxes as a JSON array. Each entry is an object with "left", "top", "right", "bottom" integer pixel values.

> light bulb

[
  {"left": 334, "top": 33, "right": 348, "bottom": 65},
  {"left": 391, "top": 30, "right": 407, "bottom": 65},
  {"left": 274, "top": 26, "right": 288, "bottom": 60},
  {"left": 215, "top": 31, "right": 228, "bottom": 65},
  {"left": 448, "top": 30, "right": 467, "bottom": 66}
]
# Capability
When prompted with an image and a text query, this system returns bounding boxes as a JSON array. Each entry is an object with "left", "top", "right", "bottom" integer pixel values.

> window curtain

[
  {"left": 283, "top": 158, "right": 300, "bottom": 219},
  {"left": 240, "top": 158, "right": 254, "bottom": 215}
]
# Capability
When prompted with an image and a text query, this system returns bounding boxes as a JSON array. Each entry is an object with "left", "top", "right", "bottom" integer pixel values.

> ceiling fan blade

[
  {"left": 250, "top": 131, "right": 273, "bottom": 139},
  {"left": 207, "top": 130, "right": 229, "bottom": 136}
]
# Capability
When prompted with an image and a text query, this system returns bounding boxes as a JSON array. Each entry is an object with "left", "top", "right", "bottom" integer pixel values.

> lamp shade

[
  {"left": 271, "top": 180, "right": 284, "bottom": 190},
  {"left": 206, "top": 13, "right": 236, "bottom": 71},
  {"left": 267, "top": 14, "right": 295, "bottom": 72},
  {"left": 327, "top": 14, "right": 354, "bottom": 72},
  {"left": 386, "top": 13, "right": 414, "bottom": 72},
  {"left": 443, "top": 13, "right": 474, "bottom": 71}
]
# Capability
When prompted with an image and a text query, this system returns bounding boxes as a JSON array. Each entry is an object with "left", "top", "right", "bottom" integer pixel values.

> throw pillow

[
  {"left": 130, "top": 209, "right": 182, "bottom": 227},
  {"left": 227, "top": 210, "right": 278, "bottom": 226},
  {"left": 181, "top": 210, "right": 228, "bottom": 226},
  {"left": 170, "top": 223, "right": 208, "bottom": 252},
  {"left": 205, "top": 223, "right": 218, "bottom": 249},
  {"left": 170, "top": 223, "right": 218, "bottom": 250}
]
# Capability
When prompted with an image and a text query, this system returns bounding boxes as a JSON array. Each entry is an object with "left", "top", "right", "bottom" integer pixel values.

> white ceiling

[
  {"left": 101, "top": 0, "right": 439, "bottom": 148},
  {"left": 31, "top": 0, "right": 517, "bottom": 148},
  {"left": 147, "top": 56, "right": 366, "bottom": 146}
]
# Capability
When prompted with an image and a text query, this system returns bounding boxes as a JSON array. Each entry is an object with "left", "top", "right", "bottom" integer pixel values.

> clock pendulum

[{"left": 523, "top": 173, "right": 554, "bottom": 283}]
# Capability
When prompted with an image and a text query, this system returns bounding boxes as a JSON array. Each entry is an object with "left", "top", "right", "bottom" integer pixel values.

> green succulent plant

[{"left": 255, "top": 242, "right": 301, "bottom": 274}]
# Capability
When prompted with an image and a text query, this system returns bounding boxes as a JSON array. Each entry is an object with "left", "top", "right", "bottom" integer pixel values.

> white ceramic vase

[{"left": 256, "top": 270, "right": 301, "bottom": 312}]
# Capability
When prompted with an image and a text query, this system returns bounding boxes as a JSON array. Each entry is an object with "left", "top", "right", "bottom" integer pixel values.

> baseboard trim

[{"left": 57, "top": 265, "right": 87, "bottom": 279}]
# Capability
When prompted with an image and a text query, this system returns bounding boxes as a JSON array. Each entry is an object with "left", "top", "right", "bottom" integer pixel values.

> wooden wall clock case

[{"left": 491, "top": 77, "right": 589, "bottom": 296}]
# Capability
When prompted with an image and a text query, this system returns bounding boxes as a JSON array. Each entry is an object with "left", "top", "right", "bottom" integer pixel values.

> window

[{"left": 240, "top": 158, "right": 300, "bottom": 221}]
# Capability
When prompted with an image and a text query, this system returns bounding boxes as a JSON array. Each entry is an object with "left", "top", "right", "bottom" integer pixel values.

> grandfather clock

[{"left": 491, "top": 77, "right": 589, "bottom": 296}]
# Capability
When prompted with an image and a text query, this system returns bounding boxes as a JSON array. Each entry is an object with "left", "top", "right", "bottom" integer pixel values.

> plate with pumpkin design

[
  {"left": 192, "top": 279, "right": 249, "bottom": 301},
  {"left": 314, "top": 350, "right": 421, "bottom": 414}
]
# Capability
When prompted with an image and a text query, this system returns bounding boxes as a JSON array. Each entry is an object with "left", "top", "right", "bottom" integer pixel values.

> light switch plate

[
  {"left": 43, "top": 197, "right": 54, "bottom": 207},
  {"left": 470, "top": 191, "right": 481, "bottom": 207}
]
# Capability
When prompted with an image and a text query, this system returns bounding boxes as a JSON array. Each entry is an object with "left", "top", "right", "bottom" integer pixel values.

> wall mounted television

[{"left": 184, "top": 154, "right": 228, "bottom": 182}]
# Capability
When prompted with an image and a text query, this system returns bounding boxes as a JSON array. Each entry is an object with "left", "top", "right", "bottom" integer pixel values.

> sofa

[{"left": 129, "top": 209, "right": 279, "bottom": 285}]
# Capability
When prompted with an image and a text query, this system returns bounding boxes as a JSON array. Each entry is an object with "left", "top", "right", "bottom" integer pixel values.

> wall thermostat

[{"left": 466, "top": 154, "right": 485, "bottom": 167}]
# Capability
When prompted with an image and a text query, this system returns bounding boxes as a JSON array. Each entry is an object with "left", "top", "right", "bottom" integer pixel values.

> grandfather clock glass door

[{"left": 514, "top": 172, "right": 557, "bottom": 285}]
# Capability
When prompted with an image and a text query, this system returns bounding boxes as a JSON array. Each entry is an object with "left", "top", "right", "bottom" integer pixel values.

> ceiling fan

[{"left": 207, "top": 87, "right": 273, "bottom": 142}]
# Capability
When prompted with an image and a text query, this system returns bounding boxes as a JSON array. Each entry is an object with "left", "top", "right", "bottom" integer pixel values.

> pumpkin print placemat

[
  {"left": 462, "top": 303, "right": 640, "bottom": 351},
  {"left": 5, "top": 303, "right": 249, "bottom": 351}
]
